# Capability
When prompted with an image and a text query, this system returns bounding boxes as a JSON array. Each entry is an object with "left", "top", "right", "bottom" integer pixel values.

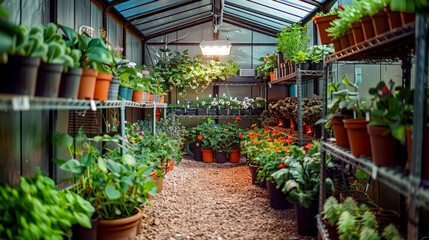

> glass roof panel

[
  {"left": 132, "top": 1, "right": 211, "bottom": 25},
  {"left": 224, "top": 9, "right": 284, "bottom": 30},
  {"left": 114, "top": 0, "right": 156, "bottom": 12},
  {"left": 118, "top": 0, "right": 183, "bottom": 18},
  {"left": 225, "top": 4, "right": 291, "bottom": 26},
  {"left": 137, "top": 10, "right": 211, "bottom": 31}
]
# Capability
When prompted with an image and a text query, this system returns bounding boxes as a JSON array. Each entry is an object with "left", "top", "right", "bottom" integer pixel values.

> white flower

[
  {"left": 128, "top": 62, "right": 136, "bottom": 68},
  {"left": 136, "top": 72, "right": 143, "bottom": 78},
  {"left": 211, "top": 101, "right": 218, "bottom": 106},
  {"left": 257, "top": 103, "right": 261, "bottom": 107},
  {"left": 227, "top": 101, "right": 230, "bottom": 105},
  {"left": 202, "top": 101, "right": 206, "bottom": 106},
  {"left": 107, "top": 45, "right": 112, "bottom": 50},
  {"left": 114, "top": 46, "right": 123, "bottom": 53},
  {"left": 244, "top": 97, "right": 249, "bottom": 101}
]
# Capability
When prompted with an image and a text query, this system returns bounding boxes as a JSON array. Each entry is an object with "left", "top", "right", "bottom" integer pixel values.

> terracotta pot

[
  {"left": 360, "top": 15, "right": 376, "bottom": 40},
  {"left": 346, "top": 29, "right": 355, "bottom": 46},
  {"left": 0, "top": 55, "right": 40, "bottom": 96},
  {"left": 385, "top": 7, "right": 402, "bottom": 30},
  {"left": 333, "top": 38, "right": 342, "bottom": 52},
  {"left": 339, "top": 34, "right": 350, "bottom": 50},
  {"left": 156, "top": 108, "right": 161, "bottom": 121},
  {"left": 401, "top": 12, "right": 415, "bottom": 25},
  {"left": 331, "top": 117, "right": 350, "bottom": 146},
  {"left": 167, "top": 159, "right": 175, "bottom": 172},
  {"left": 201, "top": 149, "right": 214, "bottom": 163},
  {"left": 229, "top": 149, "right": 241, "bottom": 163},
  {"left": 35, "top": 63, "right": 64, "bottom": 97},
  {"left": 372, "top": 10, "right": 390, "bottom": 36},
  {"left": 94, "top": 72, "right": 112, "bottom": 101},
  {"left": 131, "top": 90, "right": 143, "bottom": 103},
  {"left": 249, "top": 164, "right": 259, "bottom": 185},
  {"left": 97, "top": 212, "right": 142, "bottom": 240},
  {"left": 158, "top": 95, "right": 165, "bottom": 104},
  {"left": 78, "top": 68, "right": 98, "bottom": 100},
  {"left": 108, "top": 77, "right": 120, "bottom": 100},
  {"left": 367, "top": 125, "right": 399, "bottom": 167},
  {"left": 406, "top": 128, "right": 429, "bottom": 180},
  {"left": 343, "top": 118, "right": 372, "bottom": 158},
  {"left": 295, "top": 201, "right": 318, "bottom": 236},
  {"left": 72, "top": 216, "right": 99, "bottom": 240},
  {"left": 323, "top": 219, "right": 339, "bottom": 240},
  {"left": 376, "top": 210, "right": 400, "bottom": 230},
  {"left": 59, "top": 68, "right": 82, "bottom": 99},
  {"left": 146, "top": 92, "right": 153, "bottom": 103},
  {"left": 314, "top": 15, "right": 340, "bottom": 45},
  {"left": 215, "top": 152, "right": 227, "bottom": 163},
  {"left": 150, "top": 172, "right": 163, "bottom": 193},
  {"left": 270, "top": 72, "right": 274, "bottom": 81},
  {"left": 351, "top": 22, "right": 365, "bottom": 45},
  {"left": 266, "top": 178, "right": 293, "bottom": 209},
  {"left": 340, "top": 190, "right": 369, "bottom": 203}
]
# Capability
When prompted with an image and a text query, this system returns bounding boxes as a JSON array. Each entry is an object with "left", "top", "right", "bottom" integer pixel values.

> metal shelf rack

[
  {"left": 174, "top": 114, "right": 256, "bottom": 119},
  {"left": 318, "top": 17, "right": 427, "bottom": 239}
]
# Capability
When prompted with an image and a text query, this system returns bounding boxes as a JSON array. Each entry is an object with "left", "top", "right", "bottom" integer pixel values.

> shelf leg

[
  {"left": 153, "top": 103, "right": 156, "bottom": 136},
  {"left": 297, "top": 67, "right": 302, "bottom": 146},
  {"left": 120, "top": 100, "right": 126, "bottom": 156},
  {"left": 408, "top": 15, "right": 429, "bottom": 240}
]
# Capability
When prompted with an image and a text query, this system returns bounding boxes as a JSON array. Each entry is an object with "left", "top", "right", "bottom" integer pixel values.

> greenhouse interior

[{"left": 0, "top": 0, "right": 428, "bottom": 239}]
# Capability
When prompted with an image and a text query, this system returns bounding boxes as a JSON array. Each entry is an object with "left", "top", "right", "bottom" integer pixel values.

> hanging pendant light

[{"left": 200, "top": 39, "right": 231, "bottom": 56}]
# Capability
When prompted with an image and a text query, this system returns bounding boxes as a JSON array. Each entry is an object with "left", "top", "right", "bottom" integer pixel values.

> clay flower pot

[
  {"left": 35, "top": 63, "right": 64, "bottom": 97},
  {"left": 400, "top": 12, "right": 415, "bottom": 25},
  {"left": 376, "top": 210, "right": 400, "bottom": 230},
  {"left": 314, "top": 15, "right": 340, "bottom": 45},
  {"left": 339, "top": 34, "right": 351, "bottom": 50},
  {"left": 131, "top": 90, "right": 143, "bottom": 103},
  {"left": 331, "top": 117, "right": 349, "bottom": 146},
  {"left": 78, "top": 68, "right": 98, "bottom": 100},
  {"left": 150, "top": 172, "right": 163, "bottom": 193},
  {"left": 385, "top": 7, "right": 402, "bottom": 30},
  {"left": 167, "top": 159, "right": 175, "bottom": 172},
  {"left": 59, "top": 68, "right": 82, "bottom": 99},
  {"left": 360, "top": 15, "right": 376, "bottom": 40},
  {"left": 333, "top": 38, "right": 342, "bottom": 52},
  {"left": 372, "top": 10, "right": 390, "bottom": 36},
  {"left": 97, "top": 212, "right": 142, "bottom": 240},
  {"left": 343, "top": 118, "right": 372, "bottom": 158},
  {"left": 249, "top": 164, "right": 259, "bottom": 185},
  {"left": 94, "top": 72, "right": 112, "bottom": 101},
  {"left": 158, "top": 95, "right": 165, "bottom": 104},
  {"left": 367, "top": 125, "right": 400, "bottom": 167},
  {"left": 0, "top": 55, "right": 40, "bottom": 96},
  {"left": 146, "top": 92, "right": 153, "bottom": 103},
  {"left": 346, "top": 29, "right": 355, "bottom": 47},
  {"left": 201, "top": 149, "right": 214, "bottom": 163},
  {"left": 351, "top": 22, "right": 365, "bottom": 45},
  {"left": 229, "top": 149, "right": 241, "bottom": 163}
]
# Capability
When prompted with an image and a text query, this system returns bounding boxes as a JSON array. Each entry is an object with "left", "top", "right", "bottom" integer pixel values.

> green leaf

[
  {"left": 106, "top": 159, "right": 121, "bottom": 175},
  {"left": 60, "top": 159, "right": 81, "bottom": 174},
  {"left": 98, "top": 158, "right": 107, "bottom": 172},
  {"left": 105, "top": 185, "right": 121, "bottom": 200},
  {"left": 121, "top": 154, "right": 136, "bottom": 166},
  {"left": 144, "top": 181, "right": 158, "bottom": 196},
  {"left": 73, "top": 212, "right": 92, "bottom": 229},
  {"left": 93, "top": 136, "right": 102, "bottom": 142}
]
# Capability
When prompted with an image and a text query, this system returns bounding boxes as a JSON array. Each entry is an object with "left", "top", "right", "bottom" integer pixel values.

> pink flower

[
  {"left": 138, "top": 131, "right": 144, "bottom": 135},
  {"left": 134, "top": 126, "right": 139, "bottom": 130},
  {"left": 114, "top": 121, "right": 120, "bottom": 124}
]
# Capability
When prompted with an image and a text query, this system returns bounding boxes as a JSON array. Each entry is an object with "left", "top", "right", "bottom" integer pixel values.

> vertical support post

[
  {"left": 319, "top": 56, "right": 329, "bottom": 213},
  {"left": 48, "top": 110, "right": 58, "bottom": 181},
  {"left": 408, "top": 15, "right": 429, "bottom": 240},
  {"left": 142, "top": 40, "right": 146, "bottom": 65},
  {"left": 120, "top": 101, "right": 126, "bottom": 156},
  {"left": 123, "top": 22, "right": 128, "bottom": 58},
  {"left": 103, "top": 6, "right": 109, "bottom": 32},
  {"left": 402, "top": 57, "right": 412, "bottom": 88},
  {"left": 50, "top": 0, "right": 58, "bottom": 24},
  {"left": 164, "top": 105, "right": 167, "bottom": 118},
  {"left": 297, "top": 66, "right": 303, "bottom": 146},
  {"left": 153, "top": 102, "right": 156, "bottom": 136}
]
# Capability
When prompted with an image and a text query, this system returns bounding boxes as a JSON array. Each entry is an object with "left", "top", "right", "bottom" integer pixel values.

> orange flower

[
  {"left": 210, "top": 130, "right": 212, "bottom": 132},
  {"left": 264, "top": 129, "right": 270, "bottom": 133},
  {"left": 271, "top": 131, "right": 276, "bottom": 136},
  {"left": 251, "top": 123, "right": 257, "bottom": 127},
  {"left": 256, "top": 133, "right": 261, "bottom": 136},
  {"left": 249, "top": 132, "right": 255, "bottom": 136},
  {"left": 235, "top": 116, "right": 241, "bottom": 121},
  {"left": 264, "top": 136, "right": 269, "bottom": 139},
  {"left": 280, "top": 157, "right": 285, "bottom": 160},
  {"left": 250, "top": 136, "right": 256, "bottom": 139},
  {"left": 283, "top": 148, "right": 291, "bottom": 153},
  {"left": 267, "top": 139, "right": 273, "bottom": 142},
  {"left": 305, "top": 143, "right": 312, "bottom": 149},
  {"left": 286, "top": 137, "right": 292, "bottom": 144},
  {"left": 275, "top": 148, "right": 280, "bottom": 152},
  {"left": 279, "top": 163, "right": 286, "bottom": 168},
  {"left": 198, "top": 135, "right": 203, "bottom": 141},
  {"left": 252, "top": 141, "right": 259, "bottom": 145}
]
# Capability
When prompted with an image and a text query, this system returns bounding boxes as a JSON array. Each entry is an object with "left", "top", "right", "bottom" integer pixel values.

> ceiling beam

[
  {"left": 272, "top": 0, "right": 313, "bottom": 12},
  {"left": 223, "top": 19, "right": 277, "bottom": 38},
  {"left": 146, "top": 16, "right": 212, "bottom": 40},
  {"left": 225, "top": 1, "right": 294, "bottom": 25},
  {"left": 138, "top": 12, "right": 211, "bottom": 32},
  {"left": 133, "top": 3, "right": 211, "bottom": 27},
  {"left": 224, "top": 6, "right": 287, "bottom": 28},
  {"left": 300, "top": 0, "right": 335, "bottom": 25},
  {"left": 109, "top": 0, "right": 130, "bottom": 7},
  {"left": 223, "top": 13, "right": 280, "bottom": 33},
  {"left": 128, "top": 0, "right": 202, "bottom": 22},
  {"left": 245, "top": 0, "right": 301, "bottom": 19},
  {"left": 298, "top": 0, "right": 327, "bottom": 12}
]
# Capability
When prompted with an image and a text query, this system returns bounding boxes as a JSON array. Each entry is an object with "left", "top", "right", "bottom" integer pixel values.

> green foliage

[
  {"left": 308, "top": 45, "right": 334, "bottom": 63},
  {"left": 293, "top": 51, "right": 309, "bottom": 63},
  {"left": 255, "top": 52, "right": 277, "bottom": 77},
  {"left": 7, "top": 25, "right": 48, "bottom": 58},
  {"left": 276, "top": 23, "right": 309, "bottom": 61},
  {"left": 322, "top": 197, "right": 344, "bottom": 226},
  {"left": 0, "top": 171, "right": 94, "bottom": 239},
  {"left": 390, "top": 0, "right": 429, "bottom": 14},
  {"left": 223, "top": 59, "right": 240, "bottom": 76},
  {"left": 156, "top": 114, "right": 187, "bottom": 148},
  {"left": 0, "top": 3, "right": 17, "bottom": 61}
]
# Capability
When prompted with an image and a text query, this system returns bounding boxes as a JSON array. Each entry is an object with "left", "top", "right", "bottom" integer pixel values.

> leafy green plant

[
  {"left": 322, "top": 196, "right": 344, "bottom": 226},
  {"left": 7, "top": 25, "right": 47, "bottom": 59},
  {"left": 293, "top": 51, "right": 309, "bottom": 63},
  {"left": 223, "top": 59, "right": 240, "bottom": 76},
  {"left": 308, "top": 45, "right": 334, "bottom": 63},
  {"left": 0, "top": 0, "right": 16, "bottom": 60},
  {"left": 0, "top": 170, "right": 95, "bottom": 239},
  {"left": 390, "top": 0, "right": 429, "bottom": 14},
  {"left": 255, "top": 53, "right": 277, "bottom": 77},
  {"left": 276, "top": 23, "right": 309, "bottom": 61}
]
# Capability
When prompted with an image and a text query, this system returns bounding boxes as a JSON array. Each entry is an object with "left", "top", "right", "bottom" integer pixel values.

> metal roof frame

[
  {"left": 139, "top": 11, "right": 211, "bottom": 32},
  {"left": 225, "top": 1, "right": 294, "bottom": 25},
  {"left": 244, "top": 0, "right": 302, "bottom": 19},
  {"left": 223, "top": 14, "right": 278, "bottom": 37},
  {"left": 127, "top": 0, "right": 203, "bottom": 22},
  {"left": 146, "top": 16, "right": 212, "bottom": 39},
  {"left": 223, "top": 7, "right": 285, "bottom": 29}
]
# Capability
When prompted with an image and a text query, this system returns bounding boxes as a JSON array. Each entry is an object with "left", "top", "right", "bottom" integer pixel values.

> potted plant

[
  {"left": 186, "top": 127, "right": 203, "bottom": 161},
  {"left": 252, "top": 97, "right": 266, "bottom": 115},
  {"left": 293, "top": 50, "right": 309, "bottom": 70},
  {"left": 230, "top": 99, "right": 241, "bottom": 115},
  {"left": 223, "top": 59, "right": 240, "bottom": 79},
  {"left": 308, "top": 45, "right": 334, "bottom": 70},
  {"left": 218, "top": 97, "right": 230, "bottom": 115},
  {"left": 185, "top": 99, "right": 198, "bottom": 115},
  {"left": 255, "top": 53, "right": 277, "bottom": 80},
  {"left": 131, "top": 73, "right": 145, "bottom": 103},
  {"left": 59, "top": 35, "right": 83, "bottom": 99},
  {"left": 276, "top": 23, "right": 308, "bottom": 73},
  {"left": 208, "top": 98, "right": 219, "bottom": 115},
  {"left": 196, "top": 122, "right": 219, "bottom": 163},
  {"left": 312, "top": 7, "right": 342, "bottom": 45}
]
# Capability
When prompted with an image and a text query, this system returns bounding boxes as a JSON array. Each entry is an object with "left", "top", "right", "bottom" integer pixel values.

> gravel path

[{"left": 138, "top": 156, "right": 315, "bottom": 240}]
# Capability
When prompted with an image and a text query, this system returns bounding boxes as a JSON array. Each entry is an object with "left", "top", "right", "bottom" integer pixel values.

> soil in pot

[
  {"left": 372, "top": 10, "right": 390, "bottom": 36},
  {"left": 35, "top": 63, "right": 64, "bottom": 97},
  {"left": 314, "top": 15, "right": 340, "bottom": 45},
  {"left": 193, "top": 142, "right": 202, "bottom": 161},
  {"left": 97, "top": 212, "right": 142, "bottom": 240},
  {"left": 385, "top": 7, "right": 402, "bottom": 30},
  {"left": 249, "top": 164, "right": 259, "bottom": 185},
  {"left": 351, "top": 22, "right": 365, "bottom": 45},
  {"left": 343, "top": 118, "right": 372, "bottom": 158},
  {"left": 0, "top": 55, "right": 40, "bottom": 96},
  {"left": 78, "top": 68, "right": 98, "bottom": 100},
  {"left": 94, "top": 72, "right": 112, "bottom": 101},
  {"left": 340, "top": 190, "right": 369, "bottom": 203},
  {"left": 108, "top": 77, "right": 120, "bottom": 100},
  {"left": 331, "top": 116, "right": 350, "bottom": 146},
  {"left": 266, "top": 179, "right": 293, "bottom": 209},
  {"left": 367, "top": 125, "right": 400, "bottom": 167},
  {"left": 406, "top": 128, "right": 429, "bottom": 180},
  {"left": 72, "top": 216, "right": 99, "bottom": 240},
  {"left": 132, "top": 90, "right": 143, "bottom": 103},
  {"left": 215, "top": 152, "right": 227, "bottom": 163},
  {"left": 229, "top": 149, "right": 241, "bottom": 163},
  {"left": 118, "top": 86, "right": 129, "bottom": 100},
  {"left": 201, "top": 149, "right": 214, "bottom": 163},
  {"left": 295, "top": 201, "right": 318, "bottom": 236},
  {"left": 361, "top": 15, "right": 376, "bottom": 40},
  {"left": 333, "top": 38, "right": 342, "bottom": 52},
  {"left": 59, "top": 68, "right": 82, "bottom": 99}
]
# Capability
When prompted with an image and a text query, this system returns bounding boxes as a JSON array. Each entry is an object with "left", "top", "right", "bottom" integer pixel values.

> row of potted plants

[
  {"left": 314, "top": 0, "right": 416, "bottom": 52},
  {"left": 168, "top": 97, "right": 266, "bottom": 116}
]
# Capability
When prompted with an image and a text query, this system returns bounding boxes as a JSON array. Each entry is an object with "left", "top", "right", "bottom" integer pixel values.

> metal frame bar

[
  {"left": 245, "top": 0, "right": 302, "bottom": 19},
  {"left": 223, "top": 11, "right": 282, "bottom": 30},
  {"left": 298, "top": 0, "right": 326, "bottom": 12},
  {"left": 272, "top": 0, "right": 314, "bottom": 12},
  {"left": 133, "top": 3, "right": 211, "bottom": 27},
  {"left": 117, "top": 0, "right": 156, "bottom": 13},
  {"left": 223, "top": 13, "right": 279, "bottom": 36},
  {"left": 224, "top": 7, "right": 286, "bottom": 29},
  {"left": 300, "top": 0, "right": 336, "bottom": 25},
  {"left": 146, "top": 42, "right": 276, "bottom": 46},
  {"left": 127, "top": 0, "right": 202, "bottom": 22},
  {"left": 145, "top": 16, "right": 212, "bottom": 39},
  {"left": 319, "top": 56, "right": 329, "bottom": 213},
  {"left": 138, "top": 11, "right": 211, "bottom": 32},
  {"left": 223, "top": 19, "right": 277, "bottom": 38},
  {"left": 109, "top": 0, "right": 131, "bottom": 6},
  {"left": 225, "top": 1, "right": 294, "bottom": 24},
  {"left": 297, "top": 66, "right": 303, "bottom": 146}
]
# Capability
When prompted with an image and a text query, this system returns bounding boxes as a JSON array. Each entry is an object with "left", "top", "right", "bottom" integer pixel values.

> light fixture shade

[{"left": 199, "top": 40, "right": 232, "bottom": 56}]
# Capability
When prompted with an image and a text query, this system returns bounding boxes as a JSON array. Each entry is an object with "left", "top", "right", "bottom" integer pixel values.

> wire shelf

[
  {"left": 317, "top": 215, "right": 331, "bottom": 240},
  {"left": 269, "top": 70, "right": 325, "bottom": 86}
]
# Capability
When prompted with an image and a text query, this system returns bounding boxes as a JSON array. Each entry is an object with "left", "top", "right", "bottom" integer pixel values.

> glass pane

[
  {"left": 219, "top": 46, "right": 252, "bottom": 69},
  {"left": 120, "top": 0, "right": 182, "bottom": 18},
  {"left": 224, "top": 9, "right": 284, "bottom": 30},
  {"left": 137, "top": 10, "right": 211, "bottom": 32},
  {"left": 220, "top": 22, "right": 252, "bottom": 43},
  {"left": 252, "top": 32, "right": 277, "bottom": 44},
  {"left": 224, "top": 6, "right": 289, "bottom": 28},
  {"left": 142, "top": 13, "right": 211, "bottom": 36},
  {"left": 252, "top": 46, "right": 276, "bottom": 69}
]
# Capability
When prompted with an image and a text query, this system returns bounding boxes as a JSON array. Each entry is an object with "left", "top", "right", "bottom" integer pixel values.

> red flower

[
  {"left": 264, "top": 61, "right": 268, "bottom": 63},
  {"left": 271, "top": 131, "right": 276, "bottom": 136},
  {"left": 267, "top": 139, "right": 273, "bottom": 142},
  {"left": 236, "top": 124, "right": 238, "bottom": 126},
  {"left": 134, "top": 126, "right": 139, "bottom": 130},
  {"left": 246, "top": 128, "right": 249, "bottom": 131},
  {"left": 188, "top": 127, "right": 191, "bottom": 129},
  {"left": 270, "top": 56, "right": 273, "bottom": 59},
  {"left": 235, "top": 116, "right": 241, "bottom": 121},
  {"left": 279, "top": 163, "right": 286, "bottom": 168},
  {"left": 138, "top": 131, "right": 144, "bottom": 135},
  {"left": 264, "top": 129, "right": 270, "bottom": 133},
  {"left": 275, "top": 148, "right": 280, "bottom": 152},
  {"left": 228, "top": 122, "right": 231, "bottom": 125},
  {"left": 239, "top": 133, "right": 243, "bottom": 139},
  {"left": 305, "top": 143, "right": 312, "bottom": 149},
  {"left": 114, "top": 120, "right": 120, "bottom": 124},
  {"left": 286, "top": 137, "right": 292, "bottom": 144},
  {"left": 267, "top": 53, "right": 270, "bottom": 56},
  {"left": 229, "top": 132, "right": 232, "bottom": 135},
  {"left": 198, "top": 135, "right": 203, "bottom": 141},
  {"left": 338, "top": 5, "right": 344, "bottom": 10},
  {"left": 210, "top": 130, "right": 212, "bottom": 132},
  {"left": 283, "top": 148, "right": 291, "bottom": 153},
  {"left": 254, "top": 127, "right": 258, "bottom": 129},
  {"left": 252, "top": 140, "right": 259, "bottom": 145}
]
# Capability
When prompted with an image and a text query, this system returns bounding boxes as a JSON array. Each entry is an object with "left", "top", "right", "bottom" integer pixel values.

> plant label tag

[
  {"left": 365, "top": 112, "right": 370, "bottom": 122},
  {"left": 372, "top": 166, "right": 378, "bottom": 180},
  {"left": 90, "top": 100, "right": 97, "bottom": 111},
  {"left": 12, "top": 96, "right": 30, "bottom": 111},
  {"left": 196, "top": 143, "right": 199, "bottom": 146},
  {"left": 269, "top": 84, "right": 272, "bottom": 88}
]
